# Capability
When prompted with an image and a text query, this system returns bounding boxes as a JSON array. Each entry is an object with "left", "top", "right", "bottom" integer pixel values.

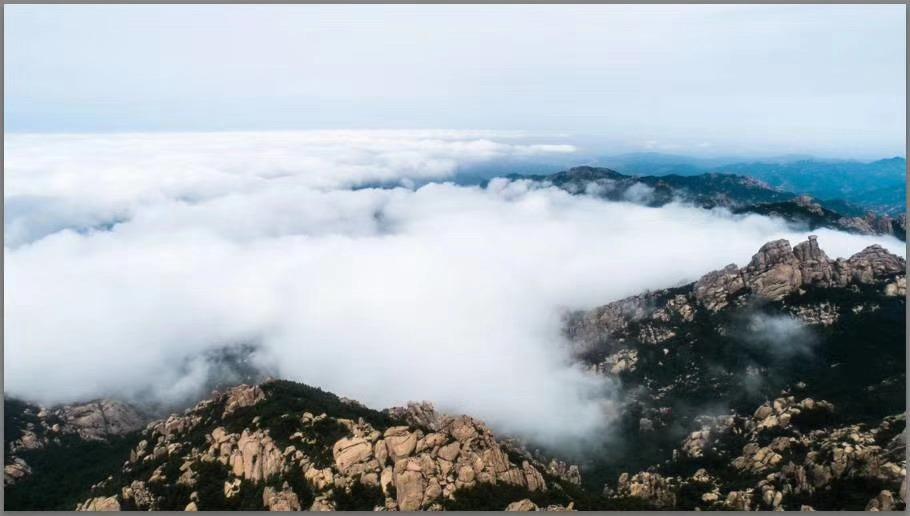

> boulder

[{"left": 506, "top": 499, "right": 540, "bottom": 511}]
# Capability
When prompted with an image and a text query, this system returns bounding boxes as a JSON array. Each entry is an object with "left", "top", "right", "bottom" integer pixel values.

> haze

[{"left": 5, "top": 4, "right": 905, "bottom": 158}]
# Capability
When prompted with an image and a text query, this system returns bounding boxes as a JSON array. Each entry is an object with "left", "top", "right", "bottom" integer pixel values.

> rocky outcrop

[
  {"left": 506, "top": 498, "right": 540, "bottom": 511},
  {"left": 77, "top": 496, "right": 121, "bottom": 511},
  {"left": 614, "top": 471, "right": 676, "bottom": 508},
  {"left": 262, "top": 483, "right": 302, "bottom": 511},
  {"left": 5, "top": 397, "right": 147, "bottom": 489},
  {"left": 4, "top": 457, "right": 32, "bottom": 486},
  {"left": 75, "top": 381, "right": 577, "bottom": 512},
  {"left": 567, "top": 237, "right": 904, "bottom": 352},
  {"left": 8, "top": 399, "right": 145, "bottom": 454},
  {"left": 607, "top": 394, "right": 907, "bottom": 511},
  {"left": 696, "top": 237, "right": 903, "bottom": 311},
  {"left": 222, "top": 384, "right": 267, "bottom": 418}
]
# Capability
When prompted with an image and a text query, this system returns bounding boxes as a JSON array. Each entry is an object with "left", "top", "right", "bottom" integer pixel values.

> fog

[{"left": 4, "top": 131, "right": 904, "bottom": 443}]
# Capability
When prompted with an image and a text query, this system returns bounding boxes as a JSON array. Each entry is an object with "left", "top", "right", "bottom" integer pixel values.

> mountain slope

[
  {"left": 592, "top": 154, "right": 907, "bottom": 215},
  {"left": 500, "top": 166, "right": 906, "bottom": 240},
  {"left": 70, "top": 381, "right": 606, "bottom": 512},
  {"left": 564, "top": 236, "right": 907, "bottom": 509}
]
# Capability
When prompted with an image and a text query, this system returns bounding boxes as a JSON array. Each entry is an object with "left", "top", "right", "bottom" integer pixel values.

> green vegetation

[{"left": 4, "top": 433, "right": 138, "bottom": 511}]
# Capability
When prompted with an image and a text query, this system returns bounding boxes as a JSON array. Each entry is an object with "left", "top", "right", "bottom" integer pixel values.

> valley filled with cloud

[{"left": 4, "top": 130, "right": 904, "bottom": 443}]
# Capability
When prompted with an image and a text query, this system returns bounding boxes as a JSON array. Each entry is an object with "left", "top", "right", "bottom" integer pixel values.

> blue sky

[{"left": 4, "top": 4, "right": 906, "bottom": 157}]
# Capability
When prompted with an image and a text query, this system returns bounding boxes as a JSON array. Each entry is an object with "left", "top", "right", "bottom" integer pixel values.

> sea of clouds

[{"left": 4, "top": 130, "right": 904, "bottom": 443}]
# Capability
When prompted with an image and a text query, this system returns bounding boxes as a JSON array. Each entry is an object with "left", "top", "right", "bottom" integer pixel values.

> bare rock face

[
  {"left": 866, "top": 490, "right": 896, "bottom": 511},
  {"left": 547, "top": 459, "right": 582, "bottom": 485},
  {"left": 793, "top": 236, "right": 833, "bottom": 286},
  {"left": 884, "top": 276, "right": 906, "bottom": 297},
  {"left": 694, "top": 264, "right": 746, "bottom": 312},
  {"left": 615, "top": 471, "right": 676, "bottom": 508},
  {"left": 4, "top": 457, "right": 32, "bottom": 486},
  {"left": 9, "top": 398, "right": 145, "bottom": 454},
  {"left": 388, "top": 401, "right": 442, "bottom": 430},
  {"left": 838, "top": 217, "right": 877, "bottom": 235},
  {"left": 842, "top": 245, "right": 905, "bottom": 285},
  {"left": 705, "top": 238, "right": 904, "bottom": 310},
  {"left": 62, "top": 399, "right": 146, "bottom": 441},
  {"left": 671, "top": 238, "right": 902, "bottom": 315},
  {"left": 262, "top": 483, "right": 302, "bottom": 511},
  {"left": 209, "top": 428, "right": 285, "bottom": 483},
  {"left": 742, "top": 239, "right": 803, "bottom": 301},
  {"left": 333, "top": 436, "right": 373, "bottom": 473},
  {"left": 506, "top": 498, "right": 540, "bottom": 511},
  {"left": 77, "top": 382, "right": 569, "bottom": 512},
  {"left": 76, "top": 496, "right": 121, "bottom": 511},
  {"left": 568, "top": 236, "right": 904, "bottom": 354},
  {"left": 222, "top": 384, "right": 267, "bottom": 418}
]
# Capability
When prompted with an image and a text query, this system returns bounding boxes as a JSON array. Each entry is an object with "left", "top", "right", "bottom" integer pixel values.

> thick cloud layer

[{"left": 3, "top": 131, "right": 904, "bottom": 443}]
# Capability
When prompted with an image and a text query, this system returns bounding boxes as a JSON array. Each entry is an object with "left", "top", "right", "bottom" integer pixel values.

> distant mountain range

[
  {"left": 590, "top": 154, "right": 907, "bottom": 216},
  {"left": 495, "top": 166, "right": 906, "bottom": 241},
  {"left": 457, "top": 154, "right": 906, "bottom": 216}
]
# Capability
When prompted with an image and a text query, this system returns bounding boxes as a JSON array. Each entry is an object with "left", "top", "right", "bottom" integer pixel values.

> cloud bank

[{"left": 3, "top": 130, "right": 903, "bottom": 443}]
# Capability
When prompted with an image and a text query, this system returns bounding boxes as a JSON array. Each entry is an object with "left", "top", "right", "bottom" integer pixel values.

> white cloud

[
  {"left": 4, "top": 130, "right": 575, "bottom": 247},
  {"left": 3, "top": 130, "right": 903, "bottom": 444}
]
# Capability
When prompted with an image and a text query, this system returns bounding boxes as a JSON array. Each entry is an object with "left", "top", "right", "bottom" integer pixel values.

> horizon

[{"left": 5, "top": 4, "right": 906, "bottom": 159}]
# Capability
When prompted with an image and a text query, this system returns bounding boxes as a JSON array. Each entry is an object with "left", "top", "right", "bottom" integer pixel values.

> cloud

[
  {"left": 4, "top": 130, "right": 575, "bottom": 247},
  {"left": 738, "top": 313, "right": 818, "bottom": 358},
  {"left": 3, "top": 130, "right": 904, "bottom": 444}
]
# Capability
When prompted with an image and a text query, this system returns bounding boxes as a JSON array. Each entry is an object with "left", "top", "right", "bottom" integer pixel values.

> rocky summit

[
  {"left": 68, "top": 382, "right": 585, "bottom": 511},
  {"left": 3, "top": 237, "right": 906, "bottom": 511}
]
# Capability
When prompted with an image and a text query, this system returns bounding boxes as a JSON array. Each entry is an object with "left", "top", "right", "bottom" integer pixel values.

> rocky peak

[
  {"left": 698, "top": 237, "right": 904, "bottom": 311},
  {"left": 387, "top": 401, "right": 443, "bottom": 431},
  {"left": 74, "top": 380, "right": 585, "bottom": 512},
  {"left": 7, "top": 398, "right": 145, "bottom": 454}
]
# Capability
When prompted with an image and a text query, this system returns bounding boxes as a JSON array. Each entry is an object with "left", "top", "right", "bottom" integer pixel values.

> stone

[
  {"left": 224, "top": 478, "right": 242, "bottom": 499},
  {"left": 437, "top": 441, "right": 461, "bottom": 462},
  {"left": 77, "top": 496, "right": 121, "bottom": 511},
  {"left": 263, "top": 483, "right": 301, "bottom": 511},
  {"left": 865, "top": 490, "right": 895, "bottom": 511},
  {"left": 384, "top": 427, "right": 418, "bottom": 462},
  {"left": 4, "top": 458, "right": 32, "bottom": 486},
  {"left": 332, "top": 437, "right": 373, "bottom": 473},
  {"left": 506, "top": 498, "right": 540, "bottom": 511},
  {"left": 395, "top": 467, "right": 426, "bottom": 511},
  {"left": 222, "top": 384, "right": 266, "bottom": 417}
]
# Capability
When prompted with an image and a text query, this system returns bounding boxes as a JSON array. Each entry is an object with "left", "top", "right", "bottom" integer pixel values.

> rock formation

[{"left": 74, "top": 381, "right": 582, "bottom": 511}]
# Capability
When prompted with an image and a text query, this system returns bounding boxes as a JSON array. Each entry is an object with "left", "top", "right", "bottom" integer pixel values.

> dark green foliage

[
  {"left": 441, "top": 479, "right": 646, "bottom": 511},
  {"left": 223, "top": 380, "right": 398, "bottom": 449},
  {"left": 4, "top": 398, "right": 43, "bottom": 451},
  {"left": 442, "top": 482, "right": 559, "bottom": 511},
  {"left": 295, "top": 418, "right": 350, "bottom": 468},
  {"left": 3, "top": 433, "right": 137, "bottom": 511},
  {"left": 564, "top": 280, "right": 906, "bottom": 500},
  {"left": 193, "top": 460, "right": 231, "bottom": 509},
  {"left": 332, "top": 478, "right": 385, "bottom": 510},
  {"left": 789, "top": 476, "right": 907, "bottom": 511},
  {"left": 281, "top": 466, "right": 315, "bottom": 509}
]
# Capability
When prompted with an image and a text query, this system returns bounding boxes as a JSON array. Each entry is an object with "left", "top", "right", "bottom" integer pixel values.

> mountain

[
  {"left": 500, "top": 166, "right": 906, "bottom": 240},
  {"left": 66, "top": 382, "right": 597, "bottom": 511},
  {"left": 4, "top": 238, "right": 906, "bottom": 511},
  {"left": 591, "top": 155, "right": 907, "bottom": 216},
  {"left": 4, "top": 399, "right": 147, "bottom": 509},
  {"left": 564, "top": 236, "right": 906, "bottom": 510}
]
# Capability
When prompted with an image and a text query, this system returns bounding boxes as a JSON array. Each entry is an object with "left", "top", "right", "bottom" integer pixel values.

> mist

[{"left": 3, "top": 130, "right": 904, "bottom": 443}]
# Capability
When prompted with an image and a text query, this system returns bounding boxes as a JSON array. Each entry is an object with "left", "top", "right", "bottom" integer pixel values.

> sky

[{"left": 4, "top": 4, "right": 906, "bottom": 158}]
